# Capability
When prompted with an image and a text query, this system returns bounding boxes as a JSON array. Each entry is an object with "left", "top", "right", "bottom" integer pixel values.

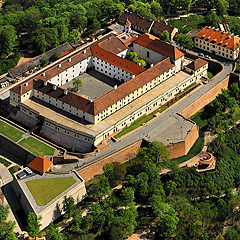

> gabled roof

[
  {"left": 119, "top": 11, "right": 153, "bottom": 31},
  {"left": 133, "top": 33, "right": 184, "bottom": 60},
  {"left": 28, "top": 156, "right": 53, "bottom": 174},
  {"left": 194, "top": 26, "right": 240, "bottom": 51},
  {"left": 8, "top": 43, "right": 73, "bottom": 78},
  {"left": 152, "top": 21, "right": 175, "bottom": 35},
  {"left": 91, "top": 44, "right": 146, "bottom": 75},
  {"left": 186, "top": 58, "right": 208, "bottom": 71}
]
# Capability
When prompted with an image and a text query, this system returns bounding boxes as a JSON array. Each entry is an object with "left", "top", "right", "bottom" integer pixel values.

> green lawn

[
  {"left": 18, "top": 137, "right": 55, "bottom": 156},
  {"left": 115, "top": 105, "right": 167, "bottom": 139},
  {"left": 0, "top": 120, "right": 23, "bottom": 142},
  {"left": 0, "top": 157, "right": 11, "bottom": 167},
  {"left": 9, "top": 165, "right": 21, "bottom": 176},
  {"left": 26, "top": 177, "right": 76, "bottom": 206},
  {"left": 207, "top": 71, "right": 213, "bottom": 79},
  {"left": 168, "top": 15, "right": 205, "bottom": 31}
]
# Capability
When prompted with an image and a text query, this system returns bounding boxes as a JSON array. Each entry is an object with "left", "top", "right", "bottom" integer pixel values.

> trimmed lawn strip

[
  {"left": 115, "top": 105, "right": 167, "bottom": 139},
  {"left": 9, "top": 165, "right": 21, "bottom": 176},
  {"left": 26, "top": 177, "right": 76, "bottom": 206},
  {"left": 18, "top": 137, "right": 55, "bottom": 156},
  {"left": 0, "top": 157, "right": 11, "bottom": 167},
  {"left": 0, "top": 120, "right": 23, "bottom": 142}
]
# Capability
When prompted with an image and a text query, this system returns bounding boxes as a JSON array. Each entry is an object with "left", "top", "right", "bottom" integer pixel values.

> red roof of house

[
  {"left": 119, "top": 11, "right": 153, "bottom": 31},
  {"left": 194, "top": 26, "right": 240, "bottom": 51},
  {"left": 91, "top": 44, "right": 146, "bottom": 75},
  {"left": 186, "top": 58, "right": 208, "bottom": 71},
  {"left": 125, "top": 19, "right": 131, "bottom": 26},
  {"left": 133, "top": 33, "right": 184, "bottom": 60},
  {"left": 28, "top": 156, "right": 52, "bottom": 174}
]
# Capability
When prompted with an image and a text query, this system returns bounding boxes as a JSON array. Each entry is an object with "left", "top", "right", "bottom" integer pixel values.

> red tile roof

[
  {"left": 152, "top": 21, "right": 175, "bottom": 35},
  {"left": 194, "top": 26, "right": 240, "bottom": 51},
  {"left": 28, "top": 156, "right": 52, "bottom": 174},
  {"left": 119, "top": 11, "right": 153, "bottom": 31},
  {"left": 91, "top": 44, "right": 146, "bottom": 75},
  {"left": 93, "top": 58, "right": 175, "bottom": 115},
  {"left": 186, "top": 58, "right": 208, "bottom": 71},
  {"left": 34, "top": 80, "right": 94, "bottom": 114},
  {"left": 125, "top": 19, "right": 131, "bottom": 26},
  {"left": 133, "top": 33, "right": 184, "bottom": 60}
]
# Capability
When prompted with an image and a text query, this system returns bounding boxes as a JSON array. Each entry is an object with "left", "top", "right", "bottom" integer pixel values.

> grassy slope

[
  {"left": 18, "top": 137, "right": 55, "bottom": 156},
  {"left": 0, "top": 120, "right": 23, "bottom": 142}
]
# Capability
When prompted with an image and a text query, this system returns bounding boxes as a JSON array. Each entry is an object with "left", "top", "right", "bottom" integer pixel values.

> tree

[
  {"left": 69, "top": 29, "right": 81, "bottom": 44},
  {"left": 72, "top": 78, "right": 83, "bottom": 91},
  {"left": 150, "top": 2, "right": 163, "bottom": 18},
  {"left": 138, "top": 59, "right": 146, "bottom": 67},
  {"left": 137, "top": 141, "right": 170, "bottom": 165},
  {"left": 91, "top": 175, "right": 110, "bottom": 201},
  {"left": 216, "top": 0, "right": 229, "bottom": 15},
  {"left": 27, "top": 213, "right": 42, "bottom": 239},
  {"left": 62, "top": 195, "right": 76, "bottom": 219},
  {"left": 45, "top": 223, "right": 61, "bottom": 240},
  {"left": 160, "top": 30, "right": 170, "bottom": 42},
  {"left": 175, "top": 33, "right": 194, "bottom": 51},
  {"left": 51, "top": 51, "right": 60, "bottom": 62},
  {"left": 41, "top": 55, "right": 49, "bottom": 66},
  {"left": 125, "top": 52, "right": 138, "bottom": 63},
  {"left": 103, "top": 162, "right": 126, "bottom": 187},
  {"left": 0, "top": 204, "right": 17, "bottom": 240},
  {"left": 205, "top": 10, "right": 219, "bottom": 28},
  {"left": 0, "top": 25, "right": 16, "bottom": 55}
]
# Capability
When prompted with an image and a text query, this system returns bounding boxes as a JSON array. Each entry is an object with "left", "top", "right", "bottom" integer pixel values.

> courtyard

[{"left": 62, "top": 69, "right": 121, "bottom": 100}]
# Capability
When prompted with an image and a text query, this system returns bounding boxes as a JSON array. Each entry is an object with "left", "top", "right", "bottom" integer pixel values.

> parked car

[
  {"left": 198, "top": 52, "right": 204, "bottom": 57},
  {"left": 205, "top": 55, "right": 211, "bottom": 59}
]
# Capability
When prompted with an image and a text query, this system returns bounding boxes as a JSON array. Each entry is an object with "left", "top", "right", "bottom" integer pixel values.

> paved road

[{"left": 55, "top": 51, "right": 233, "bottom": 172}]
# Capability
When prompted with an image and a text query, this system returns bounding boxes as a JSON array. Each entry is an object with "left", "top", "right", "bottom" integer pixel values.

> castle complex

[{"left": 8, "top": 21, "right": 208, "bottom": 152}]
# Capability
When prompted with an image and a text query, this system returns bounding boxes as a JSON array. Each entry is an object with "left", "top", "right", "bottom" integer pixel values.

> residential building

[{"left": 194, "top": 26, "right": 240, "bottom": 60}]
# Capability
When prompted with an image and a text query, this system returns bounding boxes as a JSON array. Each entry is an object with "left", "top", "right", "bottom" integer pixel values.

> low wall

[
  {"left": 179, "top": 75, "right": 229, "bottom": 119},
  {"left": 0, "top": 133, "right": 36, "bottom": 165},
  {"left": 77, "top": 139, "right": 143, "bottom": 181}
]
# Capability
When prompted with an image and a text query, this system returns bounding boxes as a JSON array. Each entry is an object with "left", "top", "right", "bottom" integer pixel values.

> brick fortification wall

[
  {"left": 167, "top": 122, "right": 199, "bottom": 159},
  {"left": 77, "top": 139, "right": 143, "bottom": 181},
  {"left": 179, "top": 75, "right": 229, "bottom": 119},
  {"left": 0, "top": 133, "right": 36, "bottom": 164}
]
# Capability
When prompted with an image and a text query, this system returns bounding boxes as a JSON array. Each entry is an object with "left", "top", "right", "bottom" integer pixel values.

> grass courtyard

[
  {"left": 18, "top": 137, "right": 55, "bottom": 156},
  {"left": 26, "top": 177, "right": 76, "bottom": 206},
  {"left": 0, "top": 120, "right": 23, "bottom": 142}
]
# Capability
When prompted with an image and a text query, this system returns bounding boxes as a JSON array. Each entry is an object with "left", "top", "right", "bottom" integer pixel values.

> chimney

[
  {"left": 64, "top": 90, "right": 68, "bottom": 95},
  {"left": 83, "top": 50, "right": 86, "bottom": 54},
  {"left": 53, "top": 85, "right": 57, "bottom": 90},
  {"left": 58, "top": 63, "right": 61, "bottom": 67},
  {"left": 44, "top": 81, "right": 47, "bottom": 86},
  {"left": 137, "top": 62, "right": 141, "bottom": 66},
  {"left": 150, "top": 63, "right": 154, "bottom": 68},
  {"left": 114, "top": 85, "right": 117, "bottom": 89},
  {"left": 42, "top": 72, "right": 45, "bottom": 76},
  {"left": 68, "top": 58, "right": 72, "bottom": 62}
]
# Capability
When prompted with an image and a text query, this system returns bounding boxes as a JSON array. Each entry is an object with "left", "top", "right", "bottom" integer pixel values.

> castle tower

[{"left": 124, "top": 19, "right": 131, "bottom": 33}]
